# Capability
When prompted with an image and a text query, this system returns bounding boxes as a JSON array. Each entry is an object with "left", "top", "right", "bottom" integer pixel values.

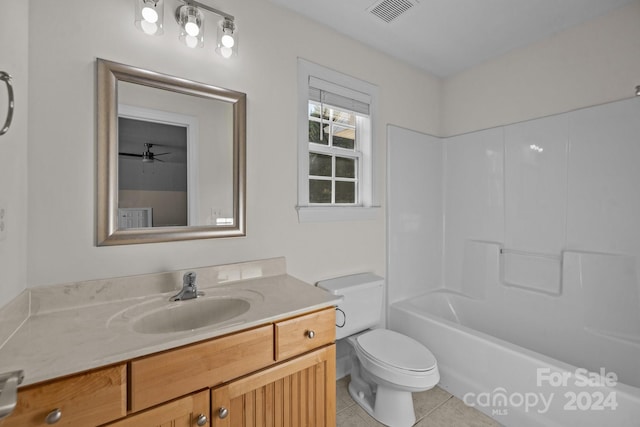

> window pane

[
  {"left": 333, "top": 125, "right": 355, "bottom": 149},
  {"left": 309, "top": 103, "right": 321, "bottom": 118},
  {"left": 308, "top": 121, "right": 327, "bottom": 145},
  {"left": 309, "top": 153, "right": 331, "bottom": 176},
  {"left": 308, "top": 102, "right": 329, "bottom": 120},
  {"left": 335, "top": 181, "right": 355, "bottom": 203},
  {"left": 309, "top": 180, "right": 331, "bottom": 203},
  {"left": 335, "top": 157, "right": 355, "bottom": 178},
  {"left": 332, "top": 109, "right": 355, "bottom": 126}
]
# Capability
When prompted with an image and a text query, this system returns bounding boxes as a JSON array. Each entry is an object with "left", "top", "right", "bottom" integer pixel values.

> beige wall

[
  {"left": 24, "top": 0, "right": 441, "bottom": 288},
  {"left": 6, "top": 0, "right": 637, "bottom": 299},
  {"left": 119, "top": 190, "right": 188, "bottom": 227},
  {"left": 442, "top": 0, "right": 640, "bottom": 136},
  {"left": 0, "top": 0, "right": 28, "bottom": 303}
]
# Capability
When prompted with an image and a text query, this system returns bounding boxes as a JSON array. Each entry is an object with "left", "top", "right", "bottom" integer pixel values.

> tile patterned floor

[{"left": 336, "top": 377, "right": 503, "bottom": 427}]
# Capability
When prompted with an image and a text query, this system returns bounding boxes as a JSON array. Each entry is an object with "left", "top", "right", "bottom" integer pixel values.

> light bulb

[
  {"left": 185, "top": 19, "right": 200, "bottom": 37},
  {"left": 141, "top": 6, "right": 159, "bottom": 23},
  {"left": 140, "top": 20, "right": 158, "bottom": 35},
  {"left": 221, "top": 33, "right": 235, "bottom": 48},
  {"left": 220, "top": 46, "right": 233, "bottom": 58},
  {"left": 185, "top": 35, "right": 198, "bottom": 48}
]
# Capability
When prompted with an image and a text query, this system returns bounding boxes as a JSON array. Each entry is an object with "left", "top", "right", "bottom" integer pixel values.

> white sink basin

[
  {"left": 132, "top": 297, "right": 251, "bottom": 334},
  {"left": 108, "top": 288, "right": 264, "bottom": 335}
]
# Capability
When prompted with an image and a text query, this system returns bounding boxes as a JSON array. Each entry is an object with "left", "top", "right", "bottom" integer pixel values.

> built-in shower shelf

[
  {"left": 500, "top": 247, "right": 563, "bottom": 295},
  {"left": 499, "top": 248, "right": 561, "bottom": 261}
]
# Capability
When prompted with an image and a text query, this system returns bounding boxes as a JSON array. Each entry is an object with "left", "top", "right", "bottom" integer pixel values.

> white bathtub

[{"left": 390, "top": 289, "right": 640, "bottom": 426}]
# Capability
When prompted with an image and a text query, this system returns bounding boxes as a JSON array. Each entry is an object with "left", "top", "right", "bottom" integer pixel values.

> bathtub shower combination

[
  {"left": 387, "top": 97, "right": 640, "bottom": 426},
  {"left": 390, "top": 245, "right": 640, "bottom": 426}
]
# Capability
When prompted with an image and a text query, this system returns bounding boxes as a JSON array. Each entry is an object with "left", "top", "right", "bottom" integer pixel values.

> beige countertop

[{"left": 0, "top": 258, "right": 340, "bottom": 388}]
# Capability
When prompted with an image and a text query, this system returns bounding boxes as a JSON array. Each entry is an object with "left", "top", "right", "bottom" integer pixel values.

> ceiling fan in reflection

[{"left": 119, "top": 143, "right": 170, "bottom": 163}]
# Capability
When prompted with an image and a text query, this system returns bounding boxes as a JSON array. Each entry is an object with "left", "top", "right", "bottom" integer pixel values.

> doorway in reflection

[{"left": 118, "top": 114, "right": 190, "bottom": 228}]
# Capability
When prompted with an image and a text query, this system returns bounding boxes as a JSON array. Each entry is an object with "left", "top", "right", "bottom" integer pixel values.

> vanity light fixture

[
  {"left": 135, "top": 0, "right": 164, "bottom": 36},
  {"left": 134, "top": 0, "right": 237, "bottom": 57},
  {"left": 177, "top": 4, "right": 205, "bottom": 48},
  {"left": 175, "top": 1, "right": 238, "bottom": 58},
  {"left": 216, "top": 18, "right": 237, "bottom": 58}
]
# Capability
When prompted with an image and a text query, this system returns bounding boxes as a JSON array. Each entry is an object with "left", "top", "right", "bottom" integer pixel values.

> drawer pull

[
  {"left": 306, "top": 330, "right": 316, "bottom": 339},
  {"left": 218, "top": 407, "right": 229, "bottom": 419},
  {"left": 196, "top": 413, "right": 208, "bottom": 426},
  {"left": 45, "top": 408, "right": 62, "bottom": 424}
]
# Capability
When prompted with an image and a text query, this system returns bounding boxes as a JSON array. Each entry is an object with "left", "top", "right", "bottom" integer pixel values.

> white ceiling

[{"left": 269, "top": 0, "right": 635, "bottom": 77}]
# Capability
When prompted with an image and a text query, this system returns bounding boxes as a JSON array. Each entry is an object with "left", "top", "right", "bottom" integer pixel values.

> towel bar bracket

[{"left": 0, "top": 370, "right": 24, "bottom": 420}]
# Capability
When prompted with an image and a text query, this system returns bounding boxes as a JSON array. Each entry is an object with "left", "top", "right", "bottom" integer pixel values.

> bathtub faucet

[{"left": 170, "top": 272, "right": 204, "bottom": 301}]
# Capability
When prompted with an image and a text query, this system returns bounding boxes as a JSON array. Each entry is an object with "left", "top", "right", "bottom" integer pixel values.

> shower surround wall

[
  {"left": 387, "top": 97, "right": 640, "bottom": 424},
  {"left": 388, "top": 96, "right": 640, "bottom": 374},
  {"left": 387, "top": 126, "right": 442, "bottom": 304},
  {"left": 443, "top": 97, "right": 640, "bottom": 299}
]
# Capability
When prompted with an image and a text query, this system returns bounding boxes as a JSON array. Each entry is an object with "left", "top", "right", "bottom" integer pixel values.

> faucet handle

[{"left": 183, "top": 272, "right": 196, "bottom": 287}]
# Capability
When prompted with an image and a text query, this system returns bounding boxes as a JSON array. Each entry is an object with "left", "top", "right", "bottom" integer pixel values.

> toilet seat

[{"left": 355, "top": 329, "right": 437, "bottom": 373}]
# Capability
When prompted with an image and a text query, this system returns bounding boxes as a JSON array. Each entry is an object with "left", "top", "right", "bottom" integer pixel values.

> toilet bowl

[
  {"left": 317, "top": 273, "right": 440, "bottom": 427},
  {"left": 347, "top": 329, "right": 439, "bottom": 426}
]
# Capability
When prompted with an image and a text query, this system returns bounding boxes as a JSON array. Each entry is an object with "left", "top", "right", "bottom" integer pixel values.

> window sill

[{"left": 296, "top": 206, "right": 381, "bottom": 223}]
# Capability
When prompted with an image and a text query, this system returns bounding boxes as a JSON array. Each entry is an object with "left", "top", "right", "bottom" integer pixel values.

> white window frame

[{"left": 297, "top": 58, "right": 380, "bottom": 222}]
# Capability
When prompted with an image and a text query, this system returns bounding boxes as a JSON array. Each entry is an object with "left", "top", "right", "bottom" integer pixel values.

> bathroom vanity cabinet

[{"left": 1, "top": 307, "right": 336, "bottom": 427}]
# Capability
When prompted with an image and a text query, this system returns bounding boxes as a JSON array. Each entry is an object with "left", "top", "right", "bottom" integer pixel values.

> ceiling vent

[{"left": 367, "top": 0, "right": 417, "bottom": 23}]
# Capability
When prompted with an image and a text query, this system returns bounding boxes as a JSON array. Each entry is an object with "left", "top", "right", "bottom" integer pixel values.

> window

[
  {"left": 308, "top": 102, "right": 359, "bottom": 204},
  {"left": 297, "top": 59, "right": 379, "bottom": 222}
]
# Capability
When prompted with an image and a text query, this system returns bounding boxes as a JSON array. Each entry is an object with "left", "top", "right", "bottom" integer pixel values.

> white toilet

[{"left": 318, "top": 273, "right": 439, "bottom": 427}]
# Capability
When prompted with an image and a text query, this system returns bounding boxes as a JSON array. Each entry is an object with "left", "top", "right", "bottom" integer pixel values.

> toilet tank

[{"left": 317, "top": 273, "right": 384, "bottom": 340}]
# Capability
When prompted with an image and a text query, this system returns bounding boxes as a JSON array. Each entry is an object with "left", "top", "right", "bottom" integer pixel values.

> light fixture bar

[{"left": 181, "top": 0, "right": 233, "bottom": 21}]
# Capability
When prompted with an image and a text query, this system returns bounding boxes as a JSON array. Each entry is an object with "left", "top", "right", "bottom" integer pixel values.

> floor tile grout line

[
  {"left": 413, "top": 395, "right": 455, "bottom": 425},
  {"left": 336, "top": 401, "right": 357, "bottom": 416},
  {"left": 356, "top": 411, "right": 377, "bottom": 426}
]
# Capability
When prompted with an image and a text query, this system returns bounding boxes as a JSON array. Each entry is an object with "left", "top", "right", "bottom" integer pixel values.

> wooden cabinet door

[
  {"left": 211, "top": 345, "right": 335, "bottom": 427},
  {"left": 103, "top": 390, "right": 209, "bottom": 427}
]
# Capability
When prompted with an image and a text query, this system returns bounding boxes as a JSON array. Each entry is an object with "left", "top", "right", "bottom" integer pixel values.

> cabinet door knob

[
  {"left": 196, "top": 413, "right": 208, "bottom": 426},
  {"left": 45, "top": 408, "right": 62, "bottom": 424},
  {"left": 307, "top": 330, "right": 316, "bottom": 339},
  {"left": 218, "top": 407, "right": 229, "bottom": 419}
]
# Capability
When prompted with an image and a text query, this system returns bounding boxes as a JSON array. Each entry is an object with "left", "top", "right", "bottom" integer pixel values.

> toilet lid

[{"left": 356, "top": 329, "right": 436, "bottom": 372}]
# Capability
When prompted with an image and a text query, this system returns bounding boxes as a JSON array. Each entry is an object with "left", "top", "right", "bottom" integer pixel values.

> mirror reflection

[
  {"left": 118, "top": 117, "right": 189, "bottom": 227},
  {"left": 97, "top": 59, "right": 246, "bottom": 245},
  {"left": 117, "top": 81, "right": 234, "bottom": 228}
]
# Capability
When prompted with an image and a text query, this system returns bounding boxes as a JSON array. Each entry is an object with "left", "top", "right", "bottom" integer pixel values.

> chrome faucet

[{"left": 170, "top": 272, "right": 204, "bottom": 301}]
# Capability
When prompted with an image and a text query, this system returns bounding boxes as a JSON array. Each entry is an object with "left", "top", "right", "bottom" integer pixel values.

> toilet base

[
  {"left": 348, "top": 377, "right": 417, "bottom": 427},
  {"left": 344, "top": 331, "right": 439, "bottom": 426}
]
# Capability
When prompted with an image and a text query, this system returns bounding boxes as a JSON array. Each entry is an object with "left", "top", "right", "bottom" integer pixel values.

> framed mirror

[{"left": 97, "top": 58, "right": 246, "bottom": 245}]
